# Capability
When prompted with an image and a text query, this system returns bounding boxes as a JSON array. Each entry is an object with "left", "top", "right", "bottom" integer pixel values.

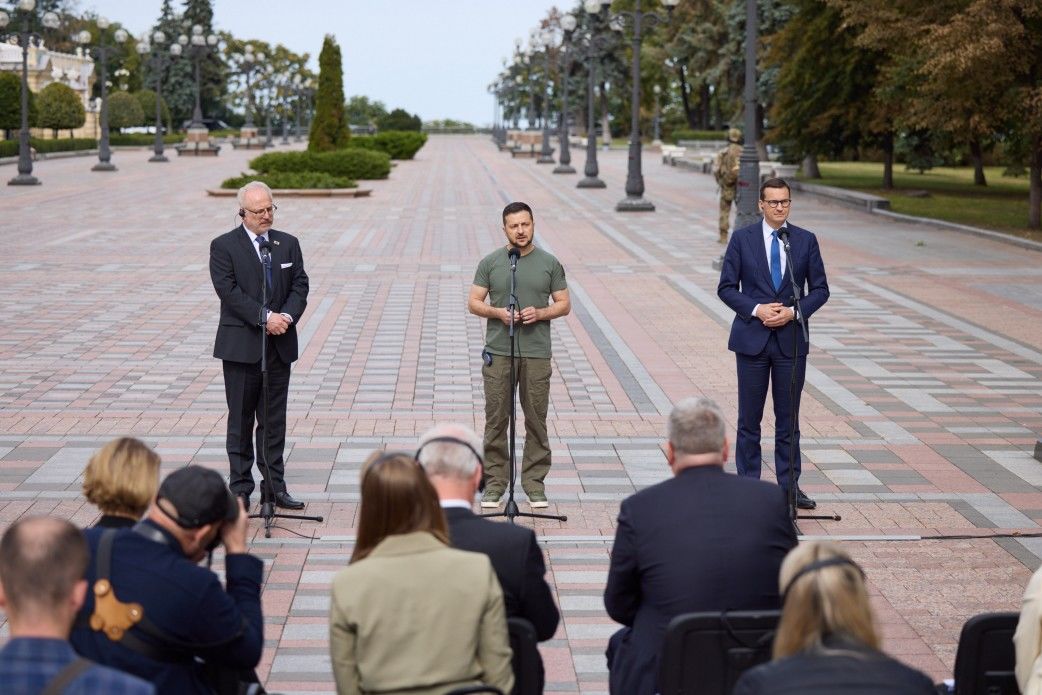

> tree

[
  {"left": 178, "top": 0, "right": 227, "bottom": 126},
  {"left": 0, "top": 72, "right": 38, "bottom": 139},
  {"left": 107, "top": 91, "right": 145, "bottom": 131},
  {"left": 308, "top": 34, "right": 349, "bottom": 151},
  {"left": 378, "top": 108, "right": 421, "bottom": 132},
  {"left": 36, "top": 82, "right": 85, "bottom": 138},
  {"left": 345, "top": 95, "right": 388, "bottom": 127},
  {"left": 134, "top": 89, "right": 170, "bottom": 130}
]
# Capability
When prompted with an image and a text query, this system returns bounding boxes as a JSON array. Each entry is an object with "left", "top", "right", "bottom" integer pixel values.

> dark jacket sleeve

[
  {"left": 209, "top": 235, "right": 264, "bottom": 326},
  {"left": 797, "top": 231, "right": 829, "bottom": 321},
  {"left": 275, "top": 236, "right": 309, "bottom": 321},
  {"left": 519, "top": 531, "right": 560, "bottom": 641},
  {"left": 190, "top": 553, "right": 264, "bottom": 668},
  {"left": 717, "top": 232, "right": 757, "bottom": 319},
  {"left": 604, "top": 501, "right": 641, "bottom": 626}
]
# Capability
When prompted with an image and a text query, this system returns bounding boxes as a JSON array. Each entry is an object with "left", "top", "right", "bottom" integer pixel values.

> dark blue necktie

[
  {"left": 255, "top": 236, "right": 273, "bottom": 291},
  {"left": 770, "top": 230, "right": 782, "bottom": 291}
]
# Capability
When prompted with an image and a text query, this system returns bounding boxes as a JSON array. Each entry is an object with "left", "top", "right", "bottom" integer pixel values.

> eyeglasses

[
  {"left": 762, "top": 199, "right": 791, "bottom": 209},
  {"left": 244, "top": 204, "right": 277, "bottom": 216}
]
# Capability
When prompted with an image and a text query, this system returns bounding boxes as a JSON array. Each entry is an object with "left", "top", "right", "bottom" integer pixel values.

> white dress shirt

[
  {"left": 242, "top": 225, "right": 292, "bottom": 324},
  {"left": 751, "top": 219, "right": 794, "bottom": 319}
]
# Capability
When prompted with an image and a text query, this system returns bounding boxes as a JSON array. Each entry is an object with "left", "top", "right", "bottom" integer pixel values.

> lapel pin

[{"left": 273, "top": 240, "right": 280, "bottom": 246}]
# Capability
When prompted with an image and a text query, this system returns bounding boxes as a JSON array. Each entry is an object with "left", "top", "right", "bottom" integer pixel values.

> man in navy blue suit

[{"left": 717, "top": 177, "right": 829, "bottom": 509}]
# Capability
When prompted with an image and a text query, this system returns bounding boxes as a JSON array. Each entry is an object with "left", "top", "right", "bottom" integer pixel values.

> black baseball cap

[{"left": 156, "top": 466, "right": 238, "bottom": 529}]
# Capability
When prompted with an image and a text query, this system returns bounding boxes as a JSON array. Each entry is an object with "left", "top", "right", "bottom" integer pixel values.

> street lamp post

[
  {"left": 535, "top": 30, "right": 554, "bottom": 164},
  {"left": 136, "top": 31, "right": 181, "bottom": 163},
  {"left": 76, "top": 19, "right": 128, "bottom": 172},
  {"left": 601, "top": 0, "right": 679, "bottom": 212},
  {"left": 734, "top": 0, "right": 761, "bottom": 230},
  {"left": 553, "top": 14, "right": 577, "bottom": 175},
  {"left": 0, "top": 0, "right": 61, "bottom": 186},
  {"left": 576, "top": 0, "right": 613, "bottom": 189},
  {"left": 652, "top": 83, "right": 662, "bottom": 146},
  {"left": 180, "top": 24, "right": 218, "bottom": 130},
  {"left": 232, "top": 44, "right": 266, "bottom": 148},
  {"left": 291, "top": 74, "right": 303, "bottom": 142}
]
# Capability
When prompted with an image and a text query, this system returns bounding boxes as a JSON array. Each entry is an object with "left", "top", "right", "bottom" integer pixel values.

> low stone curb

[
  {"left": 870, "top": 207, "right": 1042, "bottom": 252},
  {"left": 206, "top": 188, "right": 372, "bottom": 198}
]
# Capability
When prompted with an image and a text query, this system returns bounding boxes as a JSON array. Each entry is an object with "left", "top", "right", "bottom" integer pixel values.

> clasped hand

[
  {"left": 500, "top": 306, "right": 541, "bottom": 326},
  {"left": 266, "top": 313, "right": 289, "bottom": 335},
  {"left": 757, "top": 302, "right": 794, "bottom": 328}
]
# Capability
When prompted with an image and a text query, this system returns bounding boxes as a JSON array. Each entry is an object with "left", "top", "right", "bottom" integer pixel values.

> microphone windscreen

[{"left": 508, "top": 245, "right": 520, "bottom": 260}]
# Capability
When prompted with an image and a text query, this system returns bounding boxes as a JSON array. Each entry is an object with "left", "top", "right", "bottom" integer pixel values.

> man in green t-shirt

[{"left": 468, "top": 202, "right": 570, "bottom": 508}]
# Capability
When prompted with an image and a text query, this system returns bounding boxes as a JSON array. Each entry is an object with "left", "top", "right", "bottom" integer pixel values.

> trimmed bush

[
  {"left": 671, "top": 129, "right": 728, "bottom": 143},
  {"left": 377, "top": 107, "right": 421, "bottom": 132},
  {"left": 0, "top": 137, "right": 97, "bottom": 157},
  {"left": 347, "top": 131, "right": 427, "bottom": 160},
  {"left": 309, "top": 35, "right": 350, "bottom": 151},
  {"left": 0, "top": 72, "right": 36, "bottom": 132},
  {"left": 36, "top": 82, "right": 85, "bottom": 138},
  {"left": 248, "top": 148, "right": 390, "bottom": 180},
  {"left": 220, "top": 171, "right": 356, "bottom": 190},
  {"left": 107, "top": 91, "right": 145, "bottom": 130},
  {"left": 108, "top": 132, "right": 185, "bottom": 146}
]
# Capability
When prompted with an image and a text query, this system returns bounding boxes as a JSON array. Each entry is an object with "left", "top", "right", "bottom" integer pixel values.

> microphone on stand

[
  {"left": 508, "top": 245, "right": 520, "bottom": 270},
  {"left": 258, "top": 239, "right": 272, "bottom": 262}
]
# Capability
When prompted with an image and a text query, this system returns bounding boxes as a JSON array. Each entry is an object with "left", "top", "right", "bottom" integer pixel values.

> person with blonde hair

[
  {"left": 329, "top": 452, "right": 513, "bottom": 695},
  {"left": 733, "top": 541, "right": 936, "bottom": 694},
  {"left": 83, "top": 437, "right": 161, "bottom": 528},
  {"left": 1014, "top": 564, "right": 1042, "bottom": 695}
]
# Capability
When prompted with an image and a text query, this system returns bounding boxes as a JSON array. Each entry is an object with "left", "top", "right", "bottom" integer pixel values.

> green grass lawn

[{"left": 800, "top": 162, "right": 1042, "bottom": 243}]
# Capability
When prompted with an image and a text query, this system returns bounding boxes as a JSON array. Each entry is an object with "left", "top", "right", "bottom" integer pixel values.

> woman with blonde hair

[
  {"left": 328, "top": 452, "right": 513, "bottom": 695},
  {"left": 82, "top": 437, "right": 162, "bottom": 528},
  {"left": 733, "top": 541, "right": 936, "bottom": 694}
]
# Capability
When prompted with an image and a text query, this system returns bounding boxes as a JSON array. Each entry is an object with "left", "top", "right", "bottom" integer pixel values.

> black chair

[
  {"left": 508, "top": 617, "right": 543, "bottom": 695},
  {"left": 952, "top": 611, "right": 1020, "bottom": 695},
  {"left": 658, "top": 609, "right": 781, "bottom": 695}
]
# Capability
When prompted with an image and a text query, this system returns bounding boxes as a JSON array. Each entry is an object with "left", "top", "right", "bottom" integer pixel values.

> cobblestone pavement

[{"left": 2, "top": 135, "right": 1042, "bottom": 693}]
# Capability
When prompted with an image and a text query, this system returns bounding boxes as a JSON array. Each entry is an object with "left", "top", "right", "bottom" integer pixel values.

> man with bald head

[
  {"left": 0, "top": 516, "right": 153, "bottom": 694},
  {"left": 417, "top": 424, "right": 560, "bottom": 649}
]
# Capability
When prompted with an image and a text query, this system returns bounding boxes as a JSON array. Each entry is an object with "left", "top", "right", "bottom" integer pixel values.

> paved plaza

[{"left": 2, "top": 135, "right": 1042, "bottom": 692}]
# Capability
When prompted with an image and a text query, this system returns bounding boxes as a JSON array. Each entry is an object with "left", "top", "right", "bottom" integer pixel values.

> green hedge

[
  {"left": 248, "top": 148, "right": 391, "bottom": 180},
  {"left": 109, "top": 133, "right": 185, "bottom": 146},
  {"left": 0, "top": 137, "right": 97, "bottom": 157},
  {"left": 347, "top": 131, "right": 427, "bottom": 159},
  {"left": 671, "top": 129, "right": 728, "bottom": 143},
  {"left": 220, "top": 171, "right": 357, "bottom": 190}
]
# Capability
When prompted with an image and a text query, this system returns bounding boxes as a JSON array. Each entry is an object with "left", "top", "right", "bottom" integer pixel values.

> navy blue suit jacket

[
  {"left": 717, "top": 220, "right": 829, "bottom": 358},
  {"left": 603, "top": 466, "right": 797, "bottom": 695}
]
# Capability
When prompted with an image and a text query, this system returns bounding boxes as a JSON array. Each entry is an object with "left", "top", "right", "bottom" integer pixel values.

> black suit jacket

[
  {"left": 733, "top": 634, "right": 938, "bottom": 694},
  {"left": 443, "top": 507, "right": 560, "bottom": 641},
  {"left": 603, "top": 466, "right": 797, "bottom": 695},
  {"left": 210, "top": 225, "right": 309, "bottom": 365}
]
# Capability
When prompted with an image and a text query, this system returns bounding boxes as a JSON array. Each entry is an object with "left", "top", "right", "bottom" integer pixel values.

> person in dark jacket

[
  {"left": 603, "top": 397, "right": 797, "bottom": 695},
  {"left": 733, "top": 541, "right": 936, "bottom": 694},
  {"left": 71, "top": 466, "right": 263, "bottom": 695},
  {"left": 416, "top": 423, "right": 560, "bottom": 643}
]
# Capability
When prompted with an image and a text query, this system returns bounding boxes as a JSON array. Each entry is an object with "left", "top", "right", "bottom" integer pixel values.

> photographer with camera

[{"left": 70, "top": 466, "right": 264, "bottom": 694}]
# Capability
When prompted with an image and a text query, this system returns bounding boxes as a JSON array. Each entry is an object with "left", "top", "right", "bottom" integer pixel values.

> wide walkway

[{"left": 1, "top": 134, "right": 1041, "bottom": 692}]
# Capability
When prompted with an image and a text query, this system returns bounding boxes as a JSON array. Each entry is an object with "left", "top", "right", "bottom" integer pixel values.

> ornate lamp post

[
  {"left": 599, "top": 0, "right": 679, "bottom": 212},
  {"left": 553, "top": 14, "right": 577, "bottom": 175},
  {"left": 136, "top": 31, "right": 181, "bottom": 163},
  {"left": 291, "top": 74, "right": 303, "bottom": 142},
  {"left": 179, "top": 24, "right": 218, "bottom": 131},
  {"left": 535, "top": 29, "right": 555, "bottom": 164},
  {"left": 0, "top": 0, "right": 61, "bottom": 186},
  {"left": 75, "top": 19, "right": 128, "bottom": 172},
  {"left": 734, "top": 0, "right": 761, "bottom": 230},
  {"left": 576, "top": 0, "right": 615, "bottom": 189},
  {"left": 232, "top": 43, "right": 265, "bottom": 148}
]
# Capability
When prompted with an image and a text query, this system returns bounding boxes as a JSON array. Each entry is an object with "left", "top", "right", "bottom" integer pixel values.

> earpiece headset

[
  {"left": 780, "top": 556, "right": 866, "bottom": 602},
  {"left": 414, "top": 436, "right": 486, "bottom": 493},
  {"left": 238, "top": 209, "right": 245, "bottom": 217}
]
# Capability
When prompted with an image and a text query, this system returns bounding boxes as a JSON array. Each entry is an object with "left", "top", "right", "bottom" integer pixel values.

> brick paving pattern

[{"left": 1, "top": 135, "right": 1041, "bottom": 692}]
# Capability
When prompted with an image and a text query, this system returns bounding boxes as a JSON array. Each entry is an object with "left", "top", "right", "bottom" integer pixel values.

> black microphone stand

[
  {"left": 483, "top": 248, "right": 567, "bottom": 525},
  {"left": 249, "top": 242, "right": 323, "bottom": 538},
  {"left": 779, "top": 228, "right": 839, "bottom": 534}
]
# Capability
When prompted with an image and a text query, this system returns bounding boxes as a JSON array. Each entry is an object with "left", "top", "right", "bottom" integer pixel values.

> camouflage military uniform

[{"left": 713, "top": 128, "right": 742, "bottom": 244}]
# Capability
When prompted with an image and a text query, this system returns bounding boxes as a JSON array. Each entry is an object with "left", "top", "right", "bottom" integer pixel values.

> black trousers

[{"left": 222, "top": 353, "right": 290, "bottom": 497}]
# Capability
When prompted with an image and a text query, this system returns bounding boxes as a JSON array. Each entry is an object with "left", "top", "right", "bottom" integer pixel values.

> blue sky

[{"left": 80, "top": 0, "right": 566, "bottom": 125}]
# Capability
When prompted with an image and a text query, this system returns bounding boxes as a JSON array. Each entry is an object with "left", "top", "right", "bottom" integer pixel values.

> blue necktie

[
  {"left": 255, "top": 236, "right": 273, "bottom": 291},
  {"left": 770, "top": 230, "right": 782, "bottom": 291}
]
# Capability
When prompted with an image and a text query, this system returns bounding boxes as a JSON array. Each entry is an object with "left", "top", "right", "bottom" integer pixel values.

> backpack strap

[{"left": 41, "top": 657, "right": 93, "bottom": 695}]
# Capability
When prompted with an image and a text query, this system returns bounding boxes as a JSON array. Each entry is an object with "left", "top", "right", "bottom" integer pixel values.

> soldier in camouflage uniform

[{"left": 713, "top": 128, "right": 743, "bottom": 244}]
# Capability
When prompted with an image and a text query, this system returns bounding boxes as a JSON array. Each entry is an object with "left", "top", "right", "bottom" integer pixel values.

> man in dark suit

[
  {"left": 416, "top": 423, "right": 560, "bottom": 685},
  {"left": 604, "top": 397, "right": 797, "bottom": 695},
  {"left": 717, "top": 177, "right": 830, "bottom": 509},
  {"left": 210, "top": 181, "right": 309, "bottom": 510}
]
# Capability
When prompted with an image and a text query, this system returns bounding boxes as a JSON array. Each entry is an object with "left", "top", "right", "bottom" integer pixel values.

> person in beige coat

[
  {"left": 329, "top": 452, "right": 514, "bottom": 695},
  {"left": 1015, "top": 565, "right": 1042, "bottom": 695}
]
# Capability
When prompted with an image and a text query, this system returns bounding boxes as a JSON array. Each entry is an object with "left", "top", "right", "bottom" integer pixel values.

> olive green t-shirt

[{"left": 473, "top": 245, "right": 567, "bottom": 358}]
